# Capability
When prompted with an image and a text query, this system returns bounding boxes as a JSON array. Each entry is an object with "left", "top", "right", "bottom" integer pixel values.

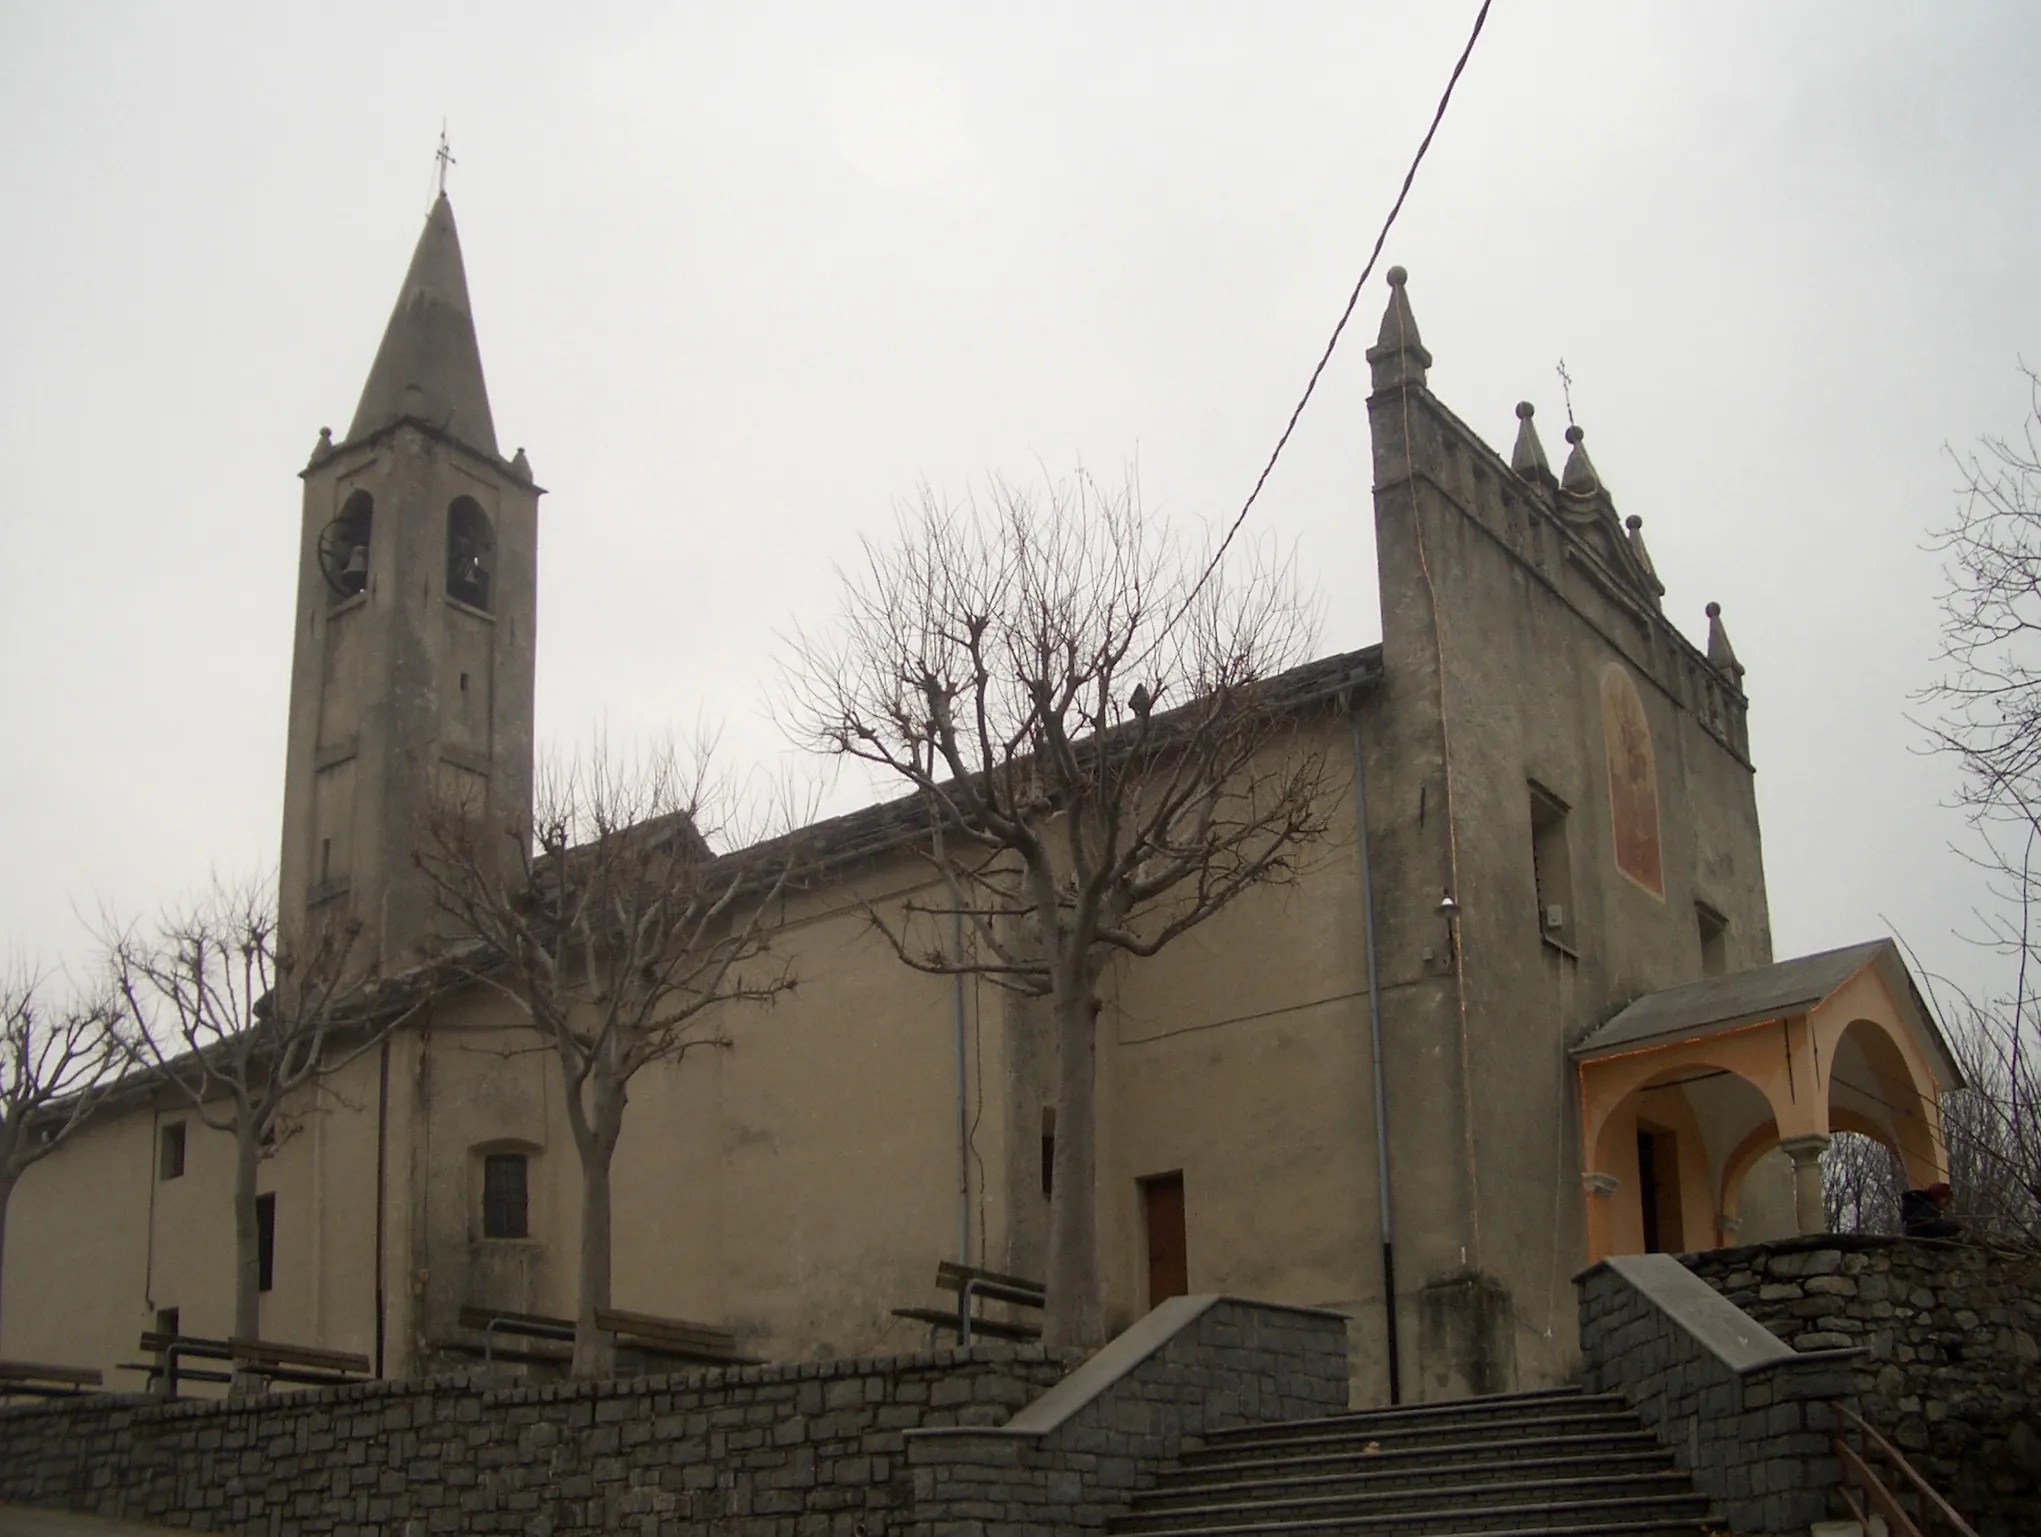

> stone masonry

[
  {"left": 1577, "top": 1252, "right": 1856, "bottom": 1536},
  {"left": 906, "top": 1295, "right": 1350, "bottom": 1536},
  {"left": 0, "top": 1296, "right": 1347, "bottom": 1537},
  {"left": 0, "top": 1344, "right": 1073, "bottom": 1535},
  {"left": 1684, "top": 1234, "right": 2041, "bottom": 1537}
]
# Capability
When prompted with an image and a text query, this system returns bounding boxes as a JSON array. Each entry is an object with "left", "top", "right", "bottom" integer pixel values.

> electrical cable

[{"left": 1158, "top": 0, "right": 1494, "bottom": 647}]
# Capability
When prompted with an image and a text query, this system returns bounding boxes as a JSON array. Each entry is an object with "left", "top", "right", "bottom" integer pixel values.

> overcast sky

[{"left": 3, "top": 3, "right": 2038, "bottom": 1006}]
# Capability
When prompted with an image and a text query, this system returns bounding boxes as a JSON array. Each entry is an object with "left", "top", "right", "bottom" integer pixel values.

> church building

[{"left": 0, "top": 195, "right": 1964, "bottom": 1405}]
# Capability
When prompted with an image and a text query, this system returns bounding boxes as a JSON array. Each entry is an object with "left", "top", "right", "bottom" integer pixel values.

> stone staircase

[{"left": 1110, "top": 1385, "right": 1722, "bottom": 1536}]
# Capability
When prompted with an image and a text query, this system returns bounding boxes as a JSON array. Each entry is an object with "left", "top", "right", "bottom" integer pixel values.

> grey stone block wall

[
  {"left": 904, "top": 1296, "right": 1350, "bottom": 1537},
  {"left": 1577, "top": 1253, "right": 1855, "bottom": 1537},
  {"left": 1685, "top": 1235, "right": 2041, "bottom": 1537},
  {"left": 0, "top": 1297, "right": 1347, "bottom": 1537},
  {"left": 0, "top": 1344, "right": 1073, "bottom": 1536}
]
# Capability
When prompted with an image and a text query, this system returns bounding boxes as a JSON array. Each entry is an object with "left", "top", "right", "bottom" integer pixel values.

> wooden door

[{"left": 1142, "top": 1172, "right": 1188, "bottom": 1306}]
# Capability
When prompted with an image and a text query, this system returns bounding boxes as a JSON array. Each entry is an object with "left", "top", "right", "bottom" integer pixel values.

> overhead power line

[{"left": 1166, "top": 0, "right": 1494, "bottom": 639}]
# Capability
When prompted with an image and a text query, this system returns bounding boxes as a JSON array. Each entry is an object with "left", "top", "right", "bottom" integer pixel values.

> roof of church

[
  {"left": 347, "top": 193, "right": 498, "bottom": 456},
  {"left": 1570, "top": 938, "right": 1962, "bottom": 1088}
]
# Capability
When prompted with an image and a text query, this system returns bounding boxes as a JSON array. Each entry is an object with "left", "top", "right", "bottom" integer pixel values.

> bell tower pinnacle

[{"left": 280, "top": 193, "right": 540, "bottom": 976}]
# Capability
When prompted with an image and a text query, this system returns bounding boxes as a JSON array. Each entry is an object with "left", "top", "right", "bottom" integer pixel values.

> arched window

[
  {"left": 318, "top": 490, "right": 374, "bottom": 601},
  {"left": 447, "top": 497, "right": 494, "bottom": 611}
]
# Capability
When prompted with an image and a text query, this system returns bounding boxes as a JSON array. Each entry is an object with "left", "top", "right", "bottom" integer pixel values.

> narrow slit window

[
  {"left": 1529, "top": 784, "right": 1576, "bottom": 950},
  {"left": 482, "top": 1152, "right": 529, "bottom": 1239},
  {"left": 1040, "top": 1108, "right": 1056, "bottom": 1199},
  {"left": 159, "top": 1121, "right": 186, "bottom": 1181},
  {"left": 1696, "top": 902, "right": 1728, "bottom": 977},
  {"left": 256, "top": 1192, "right": 276, "bottom": 1293}
]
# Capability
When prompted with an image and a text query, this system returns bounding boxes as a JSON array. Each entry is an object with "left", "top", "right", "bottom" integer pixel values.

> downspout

[
  {"left": 954, "top": 907, "right": 972, "bottom": 1267},
  {"left": 373, "top": 1033, "right": 391, "bottom": 1377},
  {"left": 1349, "top": 697, "right": 1401, "bottom": 1404}
]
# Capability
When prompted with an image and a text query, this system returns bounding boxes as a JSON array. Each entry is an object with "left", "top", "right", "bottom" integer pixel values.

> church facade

[{"left": 0, "top": 197, "right": 1960, "bottom": 1405}]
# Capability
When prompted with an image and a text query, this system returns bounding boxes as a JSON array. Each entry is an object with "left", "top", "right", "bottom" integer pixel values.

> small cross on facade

[{"left": 435, "top": 124, "right": 456, "bottom": 196}]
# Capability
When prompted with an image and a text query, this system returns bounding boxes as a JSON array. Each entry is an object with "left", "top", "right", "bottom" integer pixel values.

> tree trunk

[
  {"left": 233, "top": 1130, "right": 263, "bottom": 1342},
  {"left": 1043, "top": 986, "right": 1104, "bottom": 1349},
  {"left": 0, "top": 1169, "right": 16, "bottom": 1344},
  {"left": 571, "top": 1108, "right": 620, "bottom": 1379}
]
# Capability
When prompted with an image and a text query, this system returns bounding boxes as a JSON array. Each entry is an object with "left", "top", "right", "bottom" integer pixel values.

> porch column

[
  {"left": 1777, "top": 1134, "right": 1831, "bottom": 1235},
  {"left": 1582, "top": 1172, "right": 1619, "bottom": 1263}
]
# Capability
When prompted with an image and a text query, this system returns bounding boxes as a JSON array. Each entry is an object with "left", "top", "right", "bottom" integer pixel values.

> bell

[{"left": 342, "top": 545, "right": 369, "bottom": 584}]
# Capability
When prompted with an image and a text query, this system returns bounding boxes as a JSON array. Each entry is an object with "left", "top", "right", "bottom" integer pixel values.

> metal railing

[{"left": 1831, "top": 1399, "right": 1978, "bottom": 1537}]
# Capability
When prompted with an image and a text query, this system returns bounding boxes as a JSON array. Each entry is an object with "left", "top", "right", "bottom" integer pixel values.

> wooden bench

[
  {"left": 0, "top": 1359, "right": 104, "bottom": 1399},
  {"left": 453, "top": 1304, "right": 759, "bottom": 1370},
  {"left": 121, "top": 1331, "right": 369, "bottom": 1396},
  {"left": 892, "top": 1261, "right": 1046, "bottom": 1345}
]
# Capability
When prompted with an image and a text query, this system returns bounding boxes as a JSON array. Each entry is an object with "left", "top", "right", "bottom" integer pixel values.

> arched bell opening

[
  {"left": 318, "top": 490, "right": 374, "bottom": 602},
  {"left": 447, "top": 496, "right": 494, "bottom": 611}
]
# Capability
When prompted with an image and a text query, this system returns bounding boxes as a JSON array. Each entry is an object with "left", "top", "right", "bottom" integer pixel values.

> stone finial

[
  {"left": 1559, "top": 424, "right": 1601, "bottom": 495},
  {"left": 1510, "top": 401, "right": 1552, "bottom": 480},
  {"left": 1624, "top": 514, "right": 1660, "bottom": 585},
  {"left": 1706, "top": 601, "right": 1745, "bottom": 684},
  {"left": 510, "top": 446, "right": 533, "bottom": 481},
  {"left": 1365, "top": 265, "right": 1432, "bottom": 392},
  {"left": 307, "top": 425, "right": 334, "bottom": 467}
]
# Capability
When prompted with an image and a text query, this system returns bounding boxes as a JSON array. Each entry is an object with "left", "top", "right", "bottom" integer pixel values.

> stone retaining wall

[
  {"left": 0, "top": 1296, "right": 1348, "bottom": 1537},
  {"left": 0, "top": 1345, "right": 1073, "bottom": 1535},
  {"left": 906, "top": 1295, "right": 1350, "bottom": 1536},
  {"left": 1577, "top": 1252, "right": 1855, "bottom": 1537},
  {"left": 1684, "top": 1235, "right": 2041, "bottom": 1537}
]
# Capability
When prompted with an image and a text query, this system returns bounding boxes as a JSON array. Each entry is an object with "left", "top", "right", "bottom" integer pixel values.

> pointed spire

[
  {"left": 347, "top": 193, "right": 498, "bottom": 456},
  {"left": 1706, "top": 601, "right": 1745, "bottom": 683},
  {"left": 1560, "top": 424, "right": 1600, "bottom": 495},
  {"left": 1366, "top": 266, "right": 1432, "bottom": 392},
  {"left": 1510, "top": 401, "right": 1551, "bottom": 480}
]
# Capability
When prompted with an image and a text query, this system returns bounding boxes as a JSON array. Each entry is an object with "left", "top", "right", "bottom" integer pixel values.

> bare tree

[
  {"left": 0, "top": 968, "right": 127, "bottom": 1338},
  {"left": 1919, "top": 371, "right": 2041, "bottom": 1237},
  {"left": 417, "top": 740, "right": 800, "bottom": 1378},
  {"left": 110, "top": 881, "right": 423, "bottom": 1348},
  {"left": 782, "top": 471, "right": 1336, "bottom": 1347}
]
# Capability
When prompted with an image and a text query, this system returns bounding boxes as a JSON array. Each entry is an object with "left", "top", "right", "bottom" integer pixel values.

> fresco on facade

[{"left": 1601, "top": 664, "right": 1664, "bottom": 897}]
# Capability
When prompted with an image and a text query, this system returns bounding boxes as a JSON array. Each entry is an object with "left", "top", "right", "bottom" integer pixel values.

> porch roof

[{"left": 1570, "top": 938, "right": 1964, "bottom": 1089}]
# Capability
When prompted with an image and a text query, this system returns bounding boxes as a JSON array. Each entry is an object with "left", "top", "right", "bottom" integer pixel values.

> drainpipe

[
  {"left": 373, "top": 1033, "right": 391, "bottom": 1377},
  {"left": 1350, "top": 699, "right": 1401, "bottom": 1404},
  {"left": 954, "top": 906, "right": 971, "bottom": 1267}
]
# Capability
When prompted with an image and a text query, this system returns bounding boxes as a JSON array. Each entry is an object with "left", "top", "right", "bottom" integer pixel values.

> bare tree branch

[{"left": 780, "top": 467, "right": 1337, "bottom": 1346}]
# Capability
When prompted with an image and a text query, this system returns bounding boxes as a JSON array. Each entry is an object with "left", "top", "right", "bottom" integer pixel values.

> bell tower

[{"left": 280, "top": 193, "right": 540, "bottom": 975}]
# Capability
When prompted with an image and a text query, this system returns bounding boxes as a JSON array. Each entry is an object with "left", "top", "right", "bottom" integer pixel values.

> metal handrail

[
  {"left": 956, "top": 1275, "right": 1046, "bottom": 1347},
  {"left": 1831, "top": 1399, "right": 1978, "bottom": 1537}
]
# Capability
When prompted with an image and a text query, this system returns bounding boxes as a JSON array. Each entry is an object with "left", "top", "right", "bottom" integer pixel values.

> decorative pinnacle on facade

[
  {"left": 347, "top": 193, "right": 498, "bottom": 456},
  {"left": 1366, "top": 266, "right": 1432, "bottom": 392},
  {"left": 1511, "top": 401, "right": 1553, "bottom": 481}
]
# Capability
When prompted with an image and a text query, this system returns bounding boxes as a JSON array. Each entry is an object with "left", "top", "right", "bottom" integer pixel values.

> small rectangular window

[
  {"left": 482, "top": 1152, "right": 529, "bottom": 1239},
  {"left": 1696, "top": 903, "right": 1728, "bottom": 976},
  {"left": 159, "top": 1122, "right": 186, "bottom": 1181},
  {"left": 155, "top": 1307, "right": 180, "bottom": 1340},
  {"left": 256, "top": 1193, "right": 276, "bottom": 1293},
  {"left": 1529, "top": 784, "right": 1576, "bottom": 950}
]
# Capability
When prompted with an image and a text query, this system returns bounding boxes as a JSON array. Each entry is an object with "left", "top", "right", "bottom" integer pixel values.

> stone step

[
  {"left": 1116, "top": 1475, "right": 1708, "bottom": 1533},
  {"left": 1198, "top": 1386, "right": 1613, "bottom": 1446},
  {"left": 1175, "top": 1429, "right": 1667, "bottom": 1481},
  {"left": 1137, "top": 1452, "right": 1680, "bottom": 1507},
  {"left": 1183, "top": 1411, "right": 1651, "bottom": 1462},
  {"left": 1111, "top": 1518, "right": 1711, "bottom": 1537}
]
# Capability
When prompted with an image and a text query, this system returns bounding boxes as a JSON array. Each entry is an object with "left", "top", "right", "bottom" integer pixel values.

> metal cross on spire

[
  {"left": 1556, "top": 358, "right": 1577, "bottom": 426},
  {"left": 435, "top": 123, "right": 456, "bottom": 197}
]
